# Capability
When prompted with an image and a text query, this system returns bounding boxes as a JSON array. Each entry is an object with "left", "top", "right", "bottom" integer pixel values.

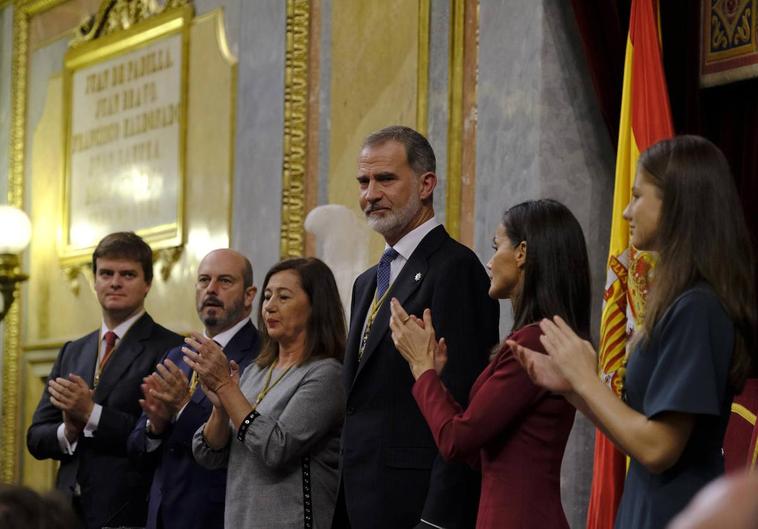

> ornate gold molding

[
  {"left": 0, "top": 298, "right": 22, "bottom": 484},
  {"left": 282, "top": 0, "right": 431, "bottom": 257},
  {"left": 416, "top": 0, "right": 430, "bottom": 136},
  {"left": 64, "top": 244, "right": 187, "bottom": 292},
  {"left": 61, "top": 4, "right": 192, "bottom": 270},
  {"left": 446, "top": 0, "right": 465, "bottom": 241},
  {"left": 155, "top": 245, "right": 183, "bottom": 281},
  {"left": 280, "top": 0, "right": 309, "bottom": 259},
  {"left": 72, "top": 0, "right": 190, "bottom": 46},
  {"left": 63, "top": 265, "right": 84, "bottom": 295},
  {"left": 446, "top": 0, "right": 478, "bottom": 245},
  {"left": 458, "top": 0, "right": 479, "bottom": 248},
  {"left": 2, "top": 0, "right": 69, "bottom": 485}
]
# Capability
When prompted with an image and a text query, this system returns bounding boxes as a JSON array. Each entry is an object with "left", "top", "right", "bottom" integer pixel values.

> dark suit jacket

[
  {"left": 27, "top": 312, "right": 182, "bottom": 529},
  {"left": 339, "top": 225, "right": 500, "bottom": 529},
  {"left": 127, "top": 320, "right": 259, "bottom": 529}
]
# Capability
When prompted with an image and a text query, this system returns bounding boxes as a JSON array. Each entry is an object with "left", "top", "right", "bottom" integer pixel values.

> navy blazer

[
  {"left": 338, "top": 225, "right": 500, "bottom": 529},
  {"left": 27, "top": 313, "right": 182, "bottom": 529},
  {"left": 127, "top": 320, "right": 259, "bottom": 529}
]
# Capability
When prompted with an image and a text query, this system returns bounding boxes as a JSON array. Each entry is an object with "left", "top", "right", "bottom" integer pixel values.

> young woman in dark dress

[
  {"left": 512, "top": 135, "right": 757, "bottom": 529},
  {"left": 389, "top": 198, "right": 591, "bottom": 529}
]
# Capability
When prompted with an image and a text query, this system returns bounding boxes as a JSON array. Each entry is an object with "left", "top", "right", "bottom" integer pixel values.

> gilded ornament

[
  {"left": 63, "top": 265, "right": 84, "bottom": 296},
  {"left": 71, "top": 0, "right": 191, "bottom": 46},
  {"left": 280, "top": 0, "right": 310, "bottom": 259},
  {"left": 156, "top": 246, "right": 183, "bottom": 281}
]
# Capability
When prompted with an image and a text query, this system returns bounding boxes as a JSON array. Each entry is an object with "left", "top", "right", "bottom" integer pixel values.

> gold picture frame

[{"left": 60, "top": 4, "right": 192, "bottom": 267}]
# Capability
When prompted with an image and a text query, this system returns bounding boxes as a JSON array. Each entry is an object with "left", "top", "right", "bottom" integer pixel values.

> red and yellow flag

[{"left": 586, "top": 1, "right": 673, "bottom": 528}]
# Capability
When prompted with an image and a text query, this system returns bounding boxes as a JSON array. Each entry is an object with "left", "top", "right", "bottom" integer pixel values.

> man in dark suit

[
  {"left": 127, "top": 249, "right": 259, "bottom": 529},
  {"left": 27, "top": 232, "right": 183, "bottom": 529},
  {"left": 334, "top": 126, "right": 500, "bottom": 529}
]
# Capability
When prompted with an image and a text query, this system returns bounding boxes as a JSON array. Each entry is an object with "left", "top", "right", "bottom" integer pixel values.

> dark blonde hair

[
  {"left": 638, "top": 135, "right": 756, "bottom": 391},
  {"left": 256, "top": 258, "right": 346, "bottom": 367}
]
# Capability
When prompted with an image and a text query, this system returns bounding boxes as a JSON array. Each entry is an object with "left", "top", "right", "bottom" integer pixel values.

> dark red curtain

[
  {"left": 659, "top": 1, "right": 758, "bottom": 252},
  {"left": 571, "top": 0, "right": 758, "bottom": 319}
]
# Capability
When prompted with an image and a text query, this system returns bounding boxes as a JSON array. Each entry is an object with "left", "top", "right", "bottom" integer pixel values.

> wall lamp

[{"left": 0, "top": 205, "right": 31, "bottom": 323}]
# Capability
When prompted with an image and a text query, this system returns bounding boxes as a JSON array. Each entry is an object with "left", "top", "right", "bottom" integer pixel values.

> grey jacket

[{"left": 193, "top": 357, "right": 344, "bottom": 529}]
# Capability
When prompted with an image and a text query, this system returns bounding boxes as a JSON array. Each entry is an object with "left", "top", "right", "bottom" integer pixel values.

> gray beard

[{"left": 365, "top": 195, "right": 421, "bottom": 239}]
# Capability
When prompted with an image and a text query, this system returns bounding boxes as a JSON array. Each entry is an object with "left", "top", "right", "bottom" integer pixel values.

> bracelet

[
  {"left": 236, "top": 410, "right": 260, "bottom": 442},
  {"left": 213, "top": 378, "right": 232, "bottom": 393}
]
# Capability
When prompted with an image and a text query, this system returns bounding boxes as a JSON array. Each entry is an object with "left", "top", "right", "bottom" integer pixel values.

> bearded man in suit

[
  {"left": 27, "top": 231, "right": 183, "bottom": 529},
  {"left": 333, "top": 126, "right": 500, "bottom": 529},
  {"left": 127, "top": 249, "right": 259, "bottom": 529}
]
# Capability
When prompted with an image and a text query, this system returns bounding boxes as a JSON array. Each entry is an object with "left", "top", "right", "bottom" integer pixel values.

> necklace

[
  {"left": 358, "top": 285, "right": 393, "bottom": 360},
  {"left": 255, "top": 360, "right": 294, "bottom": 405}
]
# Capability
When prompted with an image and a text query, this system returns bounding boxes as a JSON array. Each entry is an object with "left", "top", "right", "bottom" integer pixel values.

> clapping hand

[
  {"left": 139, "top": 359, "right": 191, "bottom": 434},
  {"left": 509, "top": 315, "right": 596, "bottom": 394},
  {"left": 182, "top": 333, "right": 232, "bottom": 393},
  {"left": 48, "top": 374, "right": 94, "bottom": 423},
  {"left": 48, "top": 374, "right": 94, "bottom": 443},
  {"left": 389, "top": 298, "right": 448, "bottom": 380},
  {"left": 202, "top": 360, "right": 241, "bottom": 410}
]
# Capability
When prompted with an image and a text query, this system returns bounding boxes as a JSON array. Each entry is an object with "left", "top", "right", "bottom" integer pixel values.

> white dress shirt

[
  {"left": 57, "top": 310, "right": 146, "bottom": 454},
  {"left": 386, "top": 216, "right": 440, "bottom": 286},
  {"left": 359, "top": 217, "right": 441, "bottom": 339}
]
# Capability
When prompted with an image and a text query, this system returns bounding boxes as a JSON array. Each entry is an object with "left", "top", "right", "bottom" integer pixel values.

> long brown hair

[
  {"left": 638, "top": 135, "right": 756, "bottom": 391},
  {"left": 256, "top": 258, "right": 346, "bottom": 368},
  {"left": 502, "top": 199, "right": 591, "bottom": 339}
]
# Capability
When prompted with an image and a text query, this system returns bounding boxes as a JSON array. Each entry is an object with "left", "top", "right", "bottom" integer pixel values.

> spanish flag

[{"left": 586, "top": 1, "right": 673, "bottom": 528}]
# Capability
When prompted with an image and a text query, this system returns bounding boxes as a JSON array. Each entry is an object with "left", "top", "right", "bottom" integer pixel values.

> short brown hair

[
  {"left": 362, "top": 125, "right": 436, "bottom": 175},
  {"left": 91, "top": 232, "right": 153, "bottom": 283},
  {"left": 256, "top": 258, "right": 345, "bottom": 367}
]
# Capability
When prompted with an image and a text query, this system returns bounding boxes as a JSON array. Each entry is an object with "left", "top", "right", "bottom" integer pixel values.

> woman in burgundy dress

[{"left": 390, "top": 198, "right": 591, "bottom": 529}]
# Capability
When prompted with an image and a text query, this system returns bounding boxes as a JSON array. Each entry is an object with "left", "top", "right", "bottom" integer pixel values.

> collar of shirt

[
  {"left": 204, "top": 316, "right": 251, "bottom": 348},
  {"left": 100, "top": 310, "right": 145, "bottom": 351},
  {"left": 386, "top": 216, "right": 440, "bottom": 284}
]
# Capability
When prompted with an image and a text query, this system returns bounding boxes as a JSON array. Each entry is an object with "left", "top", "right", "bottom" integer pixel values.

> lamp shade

[{"left": 0, "top": 205, "right": 32, "bottom": 254}]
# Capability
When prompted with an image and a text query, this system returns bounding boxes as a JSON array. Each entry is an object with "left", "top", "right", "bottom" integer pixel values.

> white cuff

[
  {"left": 146, "top": 436, "right": 163, "bottom": 452},
  {"left": 83, "top": 404, "right": 103, "bottom": 437},
  {"left": 56, "top": 423, "right": 78, "bottom": 454}
]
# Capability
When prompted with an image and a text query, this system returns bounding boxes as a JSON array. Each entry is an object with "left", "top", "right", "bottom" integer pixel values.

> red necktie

[{"left": 99, "top": 331, "right": 118, "bottom": 371}]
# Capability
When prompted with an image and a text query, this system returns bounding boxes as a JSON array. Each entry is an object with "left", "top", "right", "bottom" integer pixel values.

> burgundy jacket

[{"left": 412, "top": 324, "right": 575, "bottom": 529}]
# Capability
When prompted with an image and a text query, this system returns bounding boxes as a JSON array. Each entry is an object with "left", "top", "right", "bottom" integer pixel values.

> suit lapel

[
  {"left": 224, "top": 320, "right": 259, "bottom": 366},
  {"left": 353, "top": 226, "right": 448, "bottom": 380},
  {"left": 76, "top": 332, "right": 100, "bottom": 386},
  {"left": 354, "top": 257, "right": 427, "bottom": 378},
  {"left": 94, "top": 313, "right": 153, "bottom": 400},
  {"left": 344, "top": 270, "right": 378, "bottom": 386}
]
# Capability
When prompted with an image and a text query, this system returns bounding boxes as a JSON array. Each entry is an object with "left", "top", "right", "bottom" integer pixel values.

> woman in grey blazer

[{"left": 188, "top": 258, "right": 345, "bottom": 529}]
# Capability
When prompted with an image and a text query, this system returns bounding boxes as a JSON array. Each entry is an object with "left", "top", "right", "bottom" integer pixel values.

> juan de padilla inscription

[{"left": 62, "top": 6, "right": 191, "bottom": 266}]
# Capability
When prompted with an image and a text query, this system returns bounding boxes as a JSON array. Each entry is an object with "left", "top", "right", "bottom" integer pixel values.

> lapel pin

[{"left": 414, "top": 273, "right": 422, "bottom": 281}]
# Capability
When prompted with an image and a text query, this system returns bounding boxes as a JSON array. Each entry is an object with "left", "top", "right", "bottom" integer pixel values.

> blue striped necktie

[{"left": 376, "top": 247, "right": 399, "bottom": 299}]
